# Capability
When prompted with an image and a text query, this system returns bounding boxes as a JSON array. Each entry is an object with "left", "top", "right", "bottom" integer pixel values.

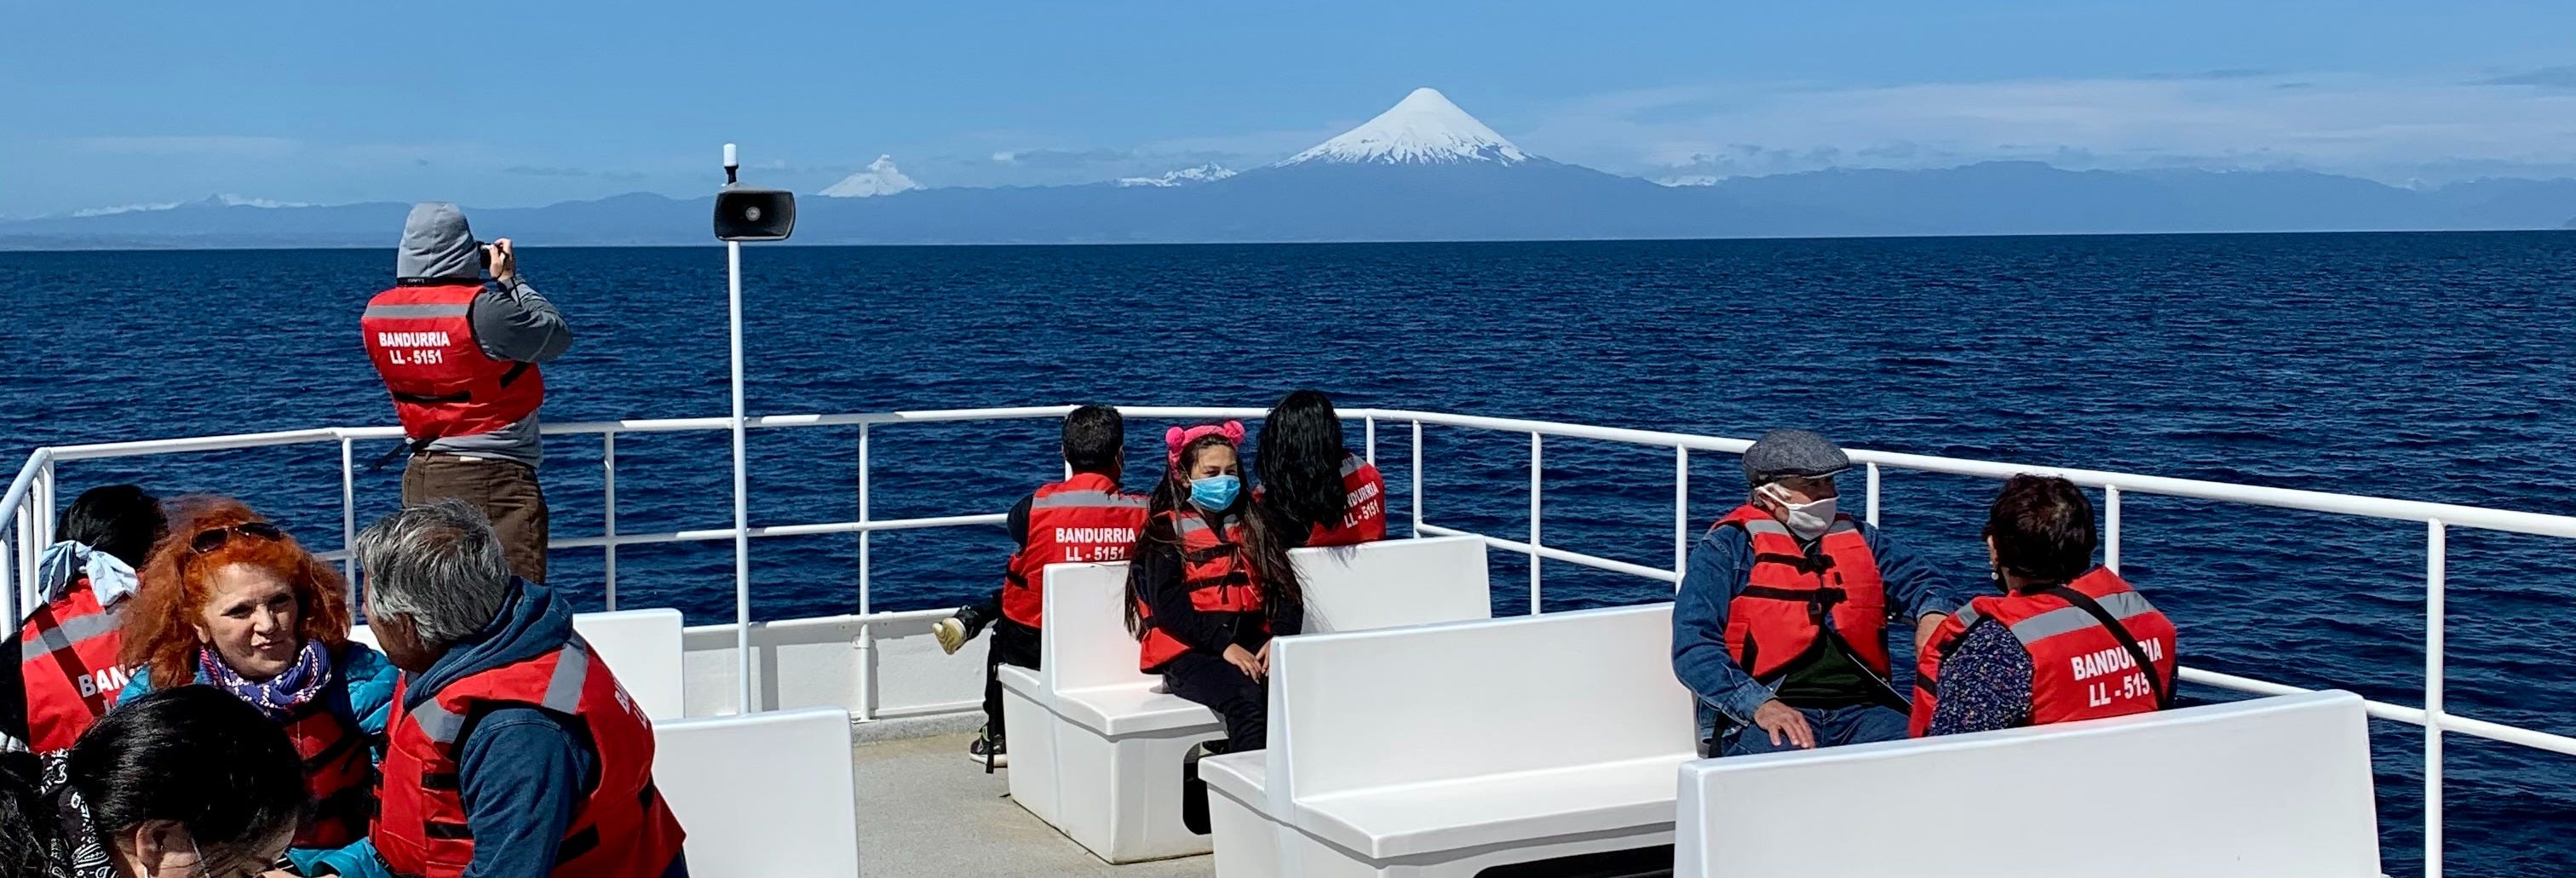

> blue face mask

[{"left": 1189, "top": 474, "right": 1242, "bottom": 511}]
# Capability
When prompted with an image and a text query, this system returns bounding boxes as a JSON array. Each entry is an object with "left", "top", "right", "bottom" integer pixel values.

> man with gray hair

[
  {"left": 362, "top": 202, "right": 572, "bottom": 585},
  {"left": 1670, "top": 429, "right": 1961, "bottom": 757},
  {"left": 345, "top": 499, "right": 688, "bottom": 878}
]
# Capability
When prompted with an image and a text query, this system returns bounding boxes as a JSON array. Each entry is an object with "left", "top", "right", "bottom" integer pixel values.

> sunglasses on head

[{"left": 189, "top": 521, "right": 285, "bottom": 554}]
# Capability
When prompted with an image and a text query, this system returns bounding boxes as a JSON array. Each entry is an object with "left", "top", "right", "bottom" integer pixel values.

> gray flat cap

[{"left": 1743, "top": 429, "right": 1850, "bottom": 486}]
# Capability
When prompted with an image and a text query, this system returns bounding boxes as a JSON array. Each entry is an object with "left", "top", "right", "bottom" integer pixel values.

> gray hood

[{"left": 396, "top": 202, "right": 483, "bottom": 281}]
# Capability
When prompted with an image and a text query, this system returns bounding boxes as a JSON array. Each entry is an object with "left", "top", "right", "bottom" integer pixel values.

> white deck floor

[{"left": 850, "top": 726, "right": 1212, "bottom": 878}]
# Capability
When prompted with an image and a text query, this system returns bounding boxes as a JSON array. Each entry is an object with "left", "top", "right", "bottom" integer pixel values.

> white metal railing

[{"left": 7, "top": 405, "right": 2573, "bottom": 878}]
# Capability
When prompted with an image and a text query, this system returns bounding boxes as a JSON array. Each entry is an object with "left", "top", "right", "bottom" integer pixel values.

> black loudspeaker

[{"left": 713, "top": 188, "right": 796, "bottom": 241}]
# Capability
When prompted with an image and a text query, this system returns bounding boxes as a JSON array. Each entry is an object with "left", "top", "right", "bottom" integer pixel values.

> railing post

[
  {"left": 1528, "top": 432, "right": 1542, "bottom": 615},
  {"left": 2425, "top": 519, "right": 2446, "bottom": 878},
  {"left": 857, "top": 423, "right": 872, "bottom": 617},
  {"left": 855, "top": 422, "right": 875, "bottom": 722},
  {"left": 2104, "top": 485, "right": 2121, "bottom": 574},
  {"left": 340, "top": 436, "right": 357, "bottom": 587},
  {"left": 601, "top": 433, "right": 618, "bottom": 611},
  {"left": 1865, "top": 462, "right": 1880, "bottom": 527},
  {"left": 1364, "top": 416, "right": 1376, "bottom": 467},
  {"left": 31, "top": 461, "right": 52, "bottom": 554},
  {"left": 1410, "top": 420, "right": 1423, "bottom": 538},
  {"left": 1674, "top": 447, "right": 1690, "bottom": 589}
]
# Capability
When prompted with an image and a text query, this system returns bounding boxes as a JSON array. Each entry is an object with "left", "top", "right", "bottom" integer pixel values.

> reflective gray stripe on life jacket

[
  {"left": 408, "top": 641, "right": 594, "bottom": 744},
  {"left": 21, "top": 611, "right": 118, "bottom": 663},
  {"left": 1031, "top": 490, "right": 1147, "bottom": 510},
  {"left": 1340, "top": 455, "right": 1366, "bottom": 476},
  {"left": 363, "top": 302, "right": 475, "bottom": 320},
  {"left": 2004, "top": 589, "right": 2160, "bottom": 645},
  {"left": 1737, "top": 518, "right": 1792, "bottom": 537}
]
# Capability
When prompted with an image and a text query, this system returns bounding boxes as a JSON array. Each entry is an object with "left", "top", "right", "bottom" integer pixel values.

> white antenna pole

[{"left": 724, "top": 142, "right": 754, "bottom": 715}]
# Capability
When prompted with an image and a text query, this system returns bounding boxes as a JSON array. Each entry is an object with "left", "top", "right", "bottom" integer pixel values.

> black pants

[
  {"left": 981, "top": 616, "right": 1040, "bottom": 734},
  {"left": 1161, "top": 650, "right": 1268, "bottom": 753}
]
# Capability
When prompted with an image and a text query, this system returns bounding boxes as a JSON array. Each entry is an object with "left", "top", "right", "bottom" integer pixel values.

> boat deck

[{"left": 850, "top": 721, "right": 1211, "bottom": 878}]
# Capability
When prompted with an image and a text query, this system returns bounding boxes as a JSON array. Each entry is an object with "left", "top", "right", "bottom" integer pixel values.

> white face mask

[{"left": 1759, "top": 483, "right": 1837, "bottom": 540}]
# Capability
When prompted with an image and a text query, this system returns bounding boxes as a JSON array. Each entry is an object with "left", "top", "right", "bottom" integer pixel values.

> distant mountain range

[{"left": 7, "top": 88, "right": 2575, "bottom": 250}]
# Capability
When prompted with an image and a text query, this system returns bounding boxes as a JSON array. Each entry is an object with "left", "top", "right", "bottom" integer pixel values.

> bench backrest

[
  {"left": 1041, "top": 537, "right": 1496, "bottom": 692},
  {"left": 1290, "top": 535, "right": 1490, "bottom": 634},
  {"left": 653, "top": 708, "right": 860, "bottom": 878},
  {"left": 352, "top": 608, "right": 686, "bottom": 719},
  {"left": 1269, "top": 603, "right": 1692, "bottom": 804},
  {"left": 1675, "top": 690, "right": 2379, "bottom": 878}
]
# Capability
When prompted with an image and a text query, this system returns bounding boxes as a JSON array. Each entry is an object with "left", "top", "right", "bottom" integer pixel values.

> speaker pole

[{"left": 722, "top": 142, "right": 755, "bottom": 715}]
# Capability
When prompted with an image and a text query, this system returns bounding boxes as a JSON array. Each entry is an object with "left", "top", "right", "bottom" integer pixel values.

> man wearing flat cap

[{"left": 1672, "top": 429, "right": 1959, "bottom": 756}]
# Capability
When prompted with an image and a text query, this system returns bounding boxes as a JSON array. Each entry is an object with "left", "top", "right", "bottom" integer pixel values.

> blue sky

[{"left": 8, "top": 0, "right": 2576, "bottom": 215}]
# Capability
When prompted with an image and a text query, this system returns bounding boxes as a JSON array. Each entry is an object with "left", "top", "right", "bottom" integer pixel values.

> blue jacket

[
  {"left": 314, "top": 580, "right": 687, "bottom": 878},
  {"left": 1671, "top": 514, "right": 1962, "bottom": 742},
  {"left": 122, "top": 640, "right": 399, "bottom": 868}
]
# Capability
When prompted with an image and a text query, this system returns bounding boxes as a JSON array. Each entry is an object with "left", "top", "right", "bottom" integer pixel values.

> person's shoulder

[{"left": 338, "top": 641, "right": 400, "bottom": 680}]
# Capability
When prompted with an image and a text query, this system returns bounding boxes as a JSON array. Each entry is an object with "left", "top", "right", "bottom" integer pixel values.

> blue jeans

[{"left": 1716, "top": 704, "right": 1910, "bottom": 757}]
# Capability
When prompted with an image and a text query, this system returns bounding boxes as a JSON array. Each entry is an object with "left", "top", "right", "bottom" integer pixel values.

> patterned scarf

[
  {"left": 42, "top": 756, "right": 116, "bottom": 878},
  {"left": 200, "top": 640, "right": 334, "bottom": 721}
]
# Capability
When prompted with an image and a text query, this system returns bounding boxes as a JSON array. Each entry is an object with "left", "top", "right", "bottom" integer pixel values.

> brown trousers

[{"left": 401, "top": 455, "right": 549, "bottom": 584}]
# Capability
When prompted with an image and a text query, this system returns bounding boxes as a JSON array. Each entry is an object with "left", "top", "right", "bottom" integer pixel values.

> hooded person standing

[{"left": 362, "top": 203, "right": 572, "bottom": 585}]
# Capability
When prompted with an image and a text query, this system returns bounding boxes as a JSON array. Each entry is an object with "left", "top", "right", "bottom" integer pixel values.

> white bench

[
  {"left": 352, "top": 608, "right": 687, "bottom": 720},
  {"left": 1199, "top": 603, "right": 1694, "bottom": 878},
  {"left": 1675, "top": 690, "right": 2380, "bottom": 878},
  {"left": 999, "top": 535, "right": 1493, "bottom": 864},
  {"left": 653, "top": 708, "right": 861, "bottom": 878}
]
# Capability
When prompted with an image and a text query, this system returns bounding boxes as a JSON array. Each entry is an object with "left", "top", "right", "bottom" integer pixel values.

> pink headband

[{"left": 1165, "top": 421, "right": 1246, "bottom": 465}]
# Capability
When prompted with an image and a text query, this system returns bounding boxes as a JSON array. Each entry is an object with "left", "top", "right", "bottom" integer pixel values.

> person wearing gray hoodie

[{"left": 361, "top": 203, "right": 572, "bottom": 584}]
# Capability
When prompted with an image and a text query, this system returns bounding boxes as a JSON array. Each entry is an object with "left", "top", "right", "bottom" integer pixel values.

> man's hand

[
  {"left": 1223, "top": 644, "right": 1264, "bottom": 680},
  {"left": 1751, "top": 699, "right": 1816, "bottom": 749},
  {"left": 1915, "top": 612, "right": 1949, "bottom": 653},
  {"left": 486, "top": 238, "right": 517, "bottom": 284}
]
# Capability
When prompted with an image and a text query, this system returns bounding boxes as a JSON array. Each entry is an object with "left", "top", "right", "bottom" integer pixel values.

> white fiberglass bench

[
  {"left": 1199, "top": 603, "right": 1695, "bottom": 878},
  {"left": 998, "top": 535, "right": 1493, "bottom": 864},
  {"left": 352, "top": 608, "right": 687, "bottom": 720},
  {"left": 653, "top": 707, "right": 862, "bottom": 878},
  {"left": 1675, "top": 689, "right": 2380, "bottom": 878}
]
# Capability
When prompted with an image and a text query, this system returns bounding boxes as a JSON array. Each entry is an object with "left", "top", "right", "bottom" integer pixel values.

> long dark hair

[
  {"left": 1256, "top": 390, "right": 1350, "bottom": 532},
  {"left": 57, "top": 484, "right": 164, "bottom": 570},
  {"left": 1124, "top": 432, "right": 1305, "bottom": 639},
  {"left": 0, "top": 686, "right": 306, "bottom": 875}
]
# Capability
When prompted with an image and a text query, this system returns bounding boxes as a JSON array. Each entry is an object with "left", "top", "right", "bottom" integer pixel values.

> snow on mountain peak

[
  {"left": 1281, "top": 88, "right": 1529, "bottom": 167},
  {"left": 1116, "top": 164, "right": 1238, "bottom": 187},
  {"left": 819, "top": 155, "right": 922, "bottom": 198},
  {"left": 70, "top": 193, "right": 310, "bottom": 217}
]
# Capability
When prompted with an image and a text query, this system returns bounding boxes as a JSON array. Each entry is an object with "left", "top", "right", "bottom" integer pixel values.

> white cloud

[
  {"left": 70, "top": 193, "right": 313, "bottom": 217},
  {"left": 1515, "top": 71, "right": 2576, "bottom": 184}
]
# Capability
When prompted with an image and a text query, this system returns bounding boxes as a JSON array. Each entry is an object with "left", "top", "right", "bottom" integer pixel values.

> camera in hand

[{"left": 714, "top": 188, "right": 796, "bottom": 242}]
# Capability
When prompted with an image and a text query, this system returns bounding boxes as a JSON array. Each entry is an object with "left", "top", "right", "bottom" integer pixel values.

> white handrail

[{"left": 7, "top": 403, "right": 2570, "bottom": 878}]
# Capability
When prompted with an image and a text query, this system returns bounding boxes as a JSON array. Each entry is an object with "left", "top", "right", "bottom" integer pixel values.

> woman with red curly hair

[{"left": 115, "top": 496, "right": 399, "bottom": 869}]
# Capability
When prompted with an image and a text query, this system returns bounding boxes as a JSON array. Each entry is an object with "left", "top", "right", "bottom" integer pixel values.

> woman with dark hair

[
  {"left": 0, "top": 685, "right": 308, "bottom": 878},
  {"left": 117, "top": 496, "right": 397, "bottom": 865},
  {"left": 1254, "top": 390, "right": 1387, "bottom": 548},
  {"left": 8, "top": 485, "right": 164, "bottom": 753},
  {"left": 1910, "top": 474, "right": 2181, "bottom": 737},
  {"left": 1125, "top": 422, "right": 1307, "bottom": 753}
]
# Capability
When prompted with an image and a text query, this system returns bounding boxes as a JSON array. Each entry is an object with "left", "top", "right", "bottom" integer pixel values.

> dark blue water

[{"left": 5, "top": 234, "right": 2573, "bottom": 875}]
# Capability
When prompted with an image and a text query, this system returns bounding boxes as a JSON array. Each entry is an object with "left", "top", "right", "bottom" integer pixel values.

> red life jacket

[
  {"left": 1714, "top": 504, "right": 1891, "bottom": 681},
  {"left": 362, "top": 284, "right": 544, "bottom": 444},
  {"left": 374, "top": 638, "right": 684, "bottom": 878},
  {"left": 1304, "top": 455, "right": 1388, "bottom": 548},
  {"left": 279, "top": 680, "right": 377, "bottom": 848},
  {"left": 15, "top": 576, "right": 129, "bottom": 754},
  {"left": 1909, "top": 566, "right": 2178, "bottom": 737},
  {"left": 1003, "top": 474, "right": 1148, "bottom": 628},
  {"left": 1136, "top": 510, "right": 1268, "bottom": 672}
]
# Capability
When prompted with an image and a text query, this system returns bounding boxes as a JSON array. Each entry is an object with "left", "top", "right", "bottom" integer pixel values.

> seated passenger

[
  {"left": 6, "top": 485, "right": 163, "bottom": 754},
  {"left": 1912, "top": 474, "right": 2178, "bottom": 737},
  {"left": 118, "top": 496, "right": 399, "bottom": 864},
  {"left": 933, "top": 404, "right": 1148, "bottom": 768},
  {"left": 1254, "top": 389, "right": 1386, "bottom": 548},
  {"left": 1671, "top": 430, "right": 1959, "bottom": 756},
  {"left": 1126, "top": 422, "right": 1307, "bottom": 753},
  {"left": 353, "top": 499, "right": 688, "bottom": 878},
  {"left": 0, "top": 686, "right": 308, "bottom": 878}
]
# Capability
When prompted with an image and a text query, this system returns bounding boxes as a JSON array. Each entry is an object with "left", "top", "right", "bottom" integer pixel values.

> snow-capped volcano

[
  {"left": 1117, "top": 164, "right": 1237, "bottom": 187},
  {"left": 1280, "top": 88, "right": 1530, "bottom": 166},
  {"left": 819, "top": 155, "right": 922, "bottom": 198}
]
